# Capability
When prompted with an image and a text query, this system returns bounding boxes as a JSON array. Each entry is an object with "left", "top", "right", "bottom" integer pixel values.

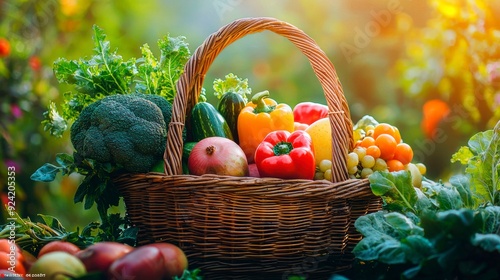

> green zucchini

[
  {"left": 217, "top": 92, "right": 246, "bottom": 144},
  {"left": 190, "top": 102, "right": 233, "bottom": 142}
]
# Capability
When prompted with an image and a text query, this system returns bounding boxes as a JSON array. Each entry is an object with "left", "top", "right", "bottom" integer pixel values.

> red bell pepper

[
  {"left": 254, "top": 130, "right": 315, "bottom": 180},
  {"left": 293, "top": 102, "right": 329, "bottom": 126}
]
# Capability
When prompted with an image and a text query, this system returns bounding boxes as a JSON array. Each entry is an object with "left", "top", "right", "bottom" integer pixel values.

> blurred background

[{"left": 1, "top": 0, "right": 499, "bottom": 228}]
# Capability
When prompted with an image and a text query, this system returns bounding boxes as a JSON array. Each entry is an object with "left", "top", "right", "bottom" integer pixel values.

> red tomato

[
  {"left": 0, "top": 252, "right": 26, "bottom": 275},
  {"left": 0, "top": 239, "right": 24, "bottom": 264}
]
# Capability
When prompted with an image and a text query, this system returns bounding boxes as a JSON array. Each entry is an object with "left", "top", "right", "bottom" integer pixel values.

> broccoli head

[{"left": 70, "top": 94, "right": 172, "bottom": 173}]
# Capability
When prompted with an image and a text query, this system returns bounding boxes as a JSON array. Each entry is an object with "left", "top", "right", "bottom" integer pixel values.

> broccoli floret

[
  {"left": 135, "top": 93, "right": 173, "bottom": 126},
  {"left": 70, "top": 94, "right": 172, "bottom": 173}
]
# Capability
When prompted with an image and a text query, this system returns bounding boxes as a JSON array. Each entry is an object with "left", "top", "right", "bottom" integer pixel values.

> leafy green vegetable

[
  {"left": 44, "top": 25, "right": 190, "bottom": 137},
  {"left": 135, "top": 35, "right": 190, "bottom": 102},
  {"left": 173, "top": 268, "right": 203, "bottom": 280},
  {"left": 351, "top": 120, "right": 500, "bottom": 279},
  {"left": 353, "top": 211, "right": 430, "bottom": 265},
  {"left": 368, "top": 171, "right": 418, "bottom": 213},
  {"left": 451, "top": 120, "right": 500, "bottom": 206},
  {"left": 53, "top": 25, "right": 136, "bottom": 121},
  {"left": 213, "top": 73, "right": 252, "bottom": 102},
  {"left": 42, "top": 102, "right": 68, "bottom": 138},
  {"left": 35, "top": 25, "right": 190, "bottom": 227}
]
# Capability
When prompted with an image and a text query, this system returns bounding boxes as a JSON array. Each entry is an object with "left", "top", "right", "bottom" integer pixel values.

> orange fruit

[
  {"left": 366, "top": 145, "right": 381, "bottom": 159},
  {"left": 359, "top": 136, "right": 375, "bottom": 148},
  {"left": 387, "top": 159, "right": 405, "bottom": 172},
  {"left": 373, "top": 123, "right": 401, "bottom": 143},
  {"left": 394, "top": 143, "right": 413, "bottom": 165},
  {"left": 375, "top": 134, "right": 397, "bottom": 161}
]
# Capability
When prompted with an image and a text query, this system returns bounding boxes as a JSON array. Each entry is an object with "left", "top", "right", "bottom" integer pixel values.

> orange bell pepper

[{"left": 237, "top": 90, "right": 294, "bottom": 163}]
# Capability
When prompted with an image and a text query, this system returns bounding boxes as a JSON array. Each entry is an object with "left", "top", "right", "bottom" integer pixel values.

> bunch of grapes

[
  {"left": 313, "top": 119, "right": 426, "bottom": 186},
  {"left": 348, "top": 122, "right": 426, "bottom": 182}
]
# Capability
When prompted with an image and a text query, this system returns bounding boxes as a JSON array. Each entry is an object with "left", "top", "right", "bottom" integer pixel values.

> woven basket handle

[{"left": 164, "top": 17, "right": 353, "bottom": 182}]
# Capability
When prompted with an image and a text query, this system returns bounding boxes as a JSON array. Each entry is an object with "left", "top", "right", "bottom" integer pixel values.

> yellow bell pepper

[{"left": 237, "top": 90, "right": 294, "bottom": 163}]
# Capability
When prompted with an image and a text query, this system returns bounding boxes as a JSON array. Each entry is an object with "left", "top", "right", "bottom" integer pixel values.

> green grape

[
  {"left": 360, "top": 168, "right": 373, "bottom": 178},
  {"left": 361, "top": 155, "right": 375, "bottom": 168},
  {"left": 373, "top": 158, "right": 388, "bottom": 171},
  {"left": 353, "top": 128, "right": 365, "bottom": 142},
  {"left": 324, "top": 169, "right": 332, "bottom": 181},
  {"left": 319, "top": 159, "right": 333, "bottom": 173},
  {"left": 348, "top": 165, "right": 358, "bottom": 175},
  {"left": 347, "top": 152, "right": 359, "bottom": 169},
  {"left": 314, "top": 171, "right": 324, "bottom": 180},
  {"left": 415, "top": 163, "right": 427, "bottom": 175},
  {"left": 353, "top": 146, "right": 366, "bottom": 159}
]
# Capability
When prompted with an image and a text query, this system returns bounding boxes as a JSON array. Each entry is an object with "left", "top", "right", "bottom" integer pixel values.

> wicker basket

[{"left": 114, "top": 17, "right": 381, "bottom": 279}]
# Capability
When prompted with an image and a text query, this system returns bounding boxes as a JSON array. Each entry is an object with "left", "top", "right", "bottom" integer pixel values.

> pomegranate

[{"left": 188, "top": 137, "right": 248, "bottom": 176}]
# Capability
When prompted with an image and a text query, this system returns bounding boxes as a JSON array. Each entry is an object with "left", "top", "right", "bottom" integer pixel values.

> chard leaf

[
  {"left": 479, "top": 206, "right": 500, "bottom": 234},
  {"left": 449, "top": 174, "right": 475, "bottom": 208},
  {"left": 385, "top": 212, "right": 424, "bottom": 236},
  {"left": 135, "top": 35, "right": 190, "bottom": 103},
  {"left": 414, "top": 187, "right": 434, "bottom": 212},
  {"left": 468, "top": 129, "right": 494, "bottom": 155},
  {"left": 369, "top": 171, "right": 418, "bottom": 213},
  {"left": 421, "top": 179, "right": 464, "bottom": 210},
  {"left": 435, "top": 185, "right": 463, "bottom": 210},
  {"left": 471, "top": 233, "right": 500, "bottom": 252},
  {"left": 465, "top": 121, "right": 500, "bottom": 205},
  {"left": 421, "top": 209, "right": 480, "bottom": 249},
  {"left": 353, "top": 212, "right": 429, "bottom": 264}
]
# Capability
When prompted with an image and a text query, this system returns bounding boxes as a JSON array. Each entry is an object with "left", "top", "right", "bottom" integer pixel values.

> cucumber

[
  {"left": 190, "top": 102, "right": 233, "bottom": 142},
  {"left": 217, "top": 92, "right": 246, "bottom": 144}
]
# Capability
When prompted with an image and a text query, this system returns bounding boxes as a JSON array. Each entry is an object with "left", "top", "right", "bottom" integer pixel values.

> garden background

[{"left": 1, "top": 0, "right": 499, "bottom": 229}]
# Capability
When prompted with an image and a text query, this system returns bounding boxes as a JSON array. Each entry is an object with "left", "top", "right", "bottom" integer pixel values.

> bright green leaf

[
  {"left": 450, "top": 146, "right": 474, "bottom": 165},
  {"left": 369, "top": 171, "right": 418, "bottom": 213}
]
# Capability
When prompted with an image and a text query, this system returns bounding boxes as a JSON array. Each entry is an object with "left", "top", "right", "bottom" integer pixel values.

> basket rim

[{"left": 114, "top": 172, "right": 371, "bottom": 200}]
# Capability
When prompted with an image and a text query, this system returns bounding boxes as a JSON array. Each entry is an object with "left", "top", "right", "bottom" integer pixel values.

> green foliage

[
  {"left": 451, "top": 121, "right": 500, "bottom": 206},
  {"left": 213, "top": 73, "right": 252, "bottom": 103},
  {"left": 135, "top": 35, "right": 190, "bottom": 102},
  {"left": 32, "top": 24, "right": 189, "bottom": 226},
  {"left": 173, "top": 269, "right": 203, "bottom": 280},
  {"left": 352, "top": 120, "right": 500, "bottom": 279},
  {"left": 53, "top": 25, "right": 137, "bottom": 120},
  {"left": 0, "top": 211, "right": 136, "bottom": 256},
  {"left": 46, "top": 25, "right": 190, "bottom": 137}
]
